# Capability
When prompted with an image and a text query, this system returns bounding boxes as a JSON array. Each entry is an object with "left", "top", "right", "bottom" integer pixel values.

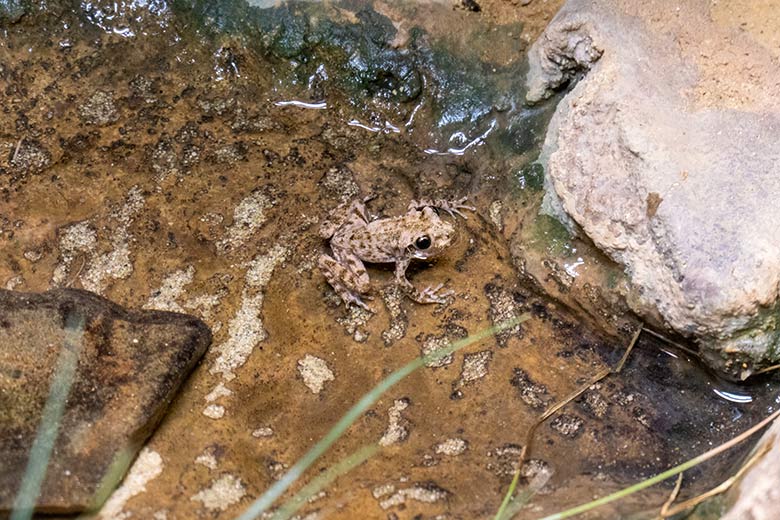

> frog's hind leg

[{"left": 318, "top": 253, "right": 372, "bottom": 311}]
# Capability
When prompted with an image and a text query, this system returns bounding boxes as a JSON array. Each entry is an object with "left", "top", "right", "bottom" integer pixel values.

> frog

[{"left": 318, "top": 196, "right": 475, "bottom": 311}]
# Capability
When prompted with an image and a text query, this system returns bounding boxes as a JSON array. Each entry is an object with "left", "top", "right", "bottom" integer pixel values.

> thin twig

[
  {"left": 495, "top": 367, "right": 610, "bottom": 520},
  {"left": 641, "top": 327, "right": 700, "bottom": 358},
  {"left": 67, "top": 255, "right": 87, "bottom": 287},
  {"left": 519, "top": 366, "right": 611, "bottom": 464},
  {"left": 12, "top": 138, "right": 23, "bottom": 163},
  {"left": 615, "top": 327, "right": 642, "bottom": 373},
  {"left": 657, "top": 474, "right": 683, "bottom": 519},
  {"left": 753, "top": 363, "right": 780, "bottom": 376},
  {"left": 530, "top": 326, "right": 641, "bottom": 455}
]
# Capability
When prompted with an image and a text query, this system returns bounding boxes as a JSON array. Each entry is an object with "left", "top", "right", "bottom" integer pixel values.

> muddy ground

[{"left": 1, "top": 1, "right": 779, "bottom": 519}]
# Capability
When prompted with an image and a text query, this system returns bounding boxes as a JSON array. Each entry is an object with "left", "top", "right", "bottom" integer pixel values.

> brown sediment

[{"left": 0, "top": 1, "right": 777, "bottom": 518}]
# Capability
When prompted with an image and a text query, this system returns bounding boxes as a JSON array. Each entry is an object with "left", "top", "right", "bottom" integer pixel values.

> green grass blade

[
  {"left": 495, "top": 467, "right": 524, "bottom": 520},
  {"left": 496, "top": 488, "right": 537, "bottom": 520},
  {"left": 11, "top": 311, "right": 86, "bottom": 520},
  {"left": 79, "top": 447, "right": 136, "bottom": 516},
  {"left": 271, "top": 444, "right": 379, "bottom": 520},
  {"left": 234, "top": 313, "right": 531, "bottom": 520}
]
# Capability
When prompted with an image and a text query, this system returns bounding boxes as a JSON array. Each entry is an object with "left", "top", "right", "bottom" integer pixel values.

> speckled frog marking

[{"left": 318, "top": 197, "right": 475, "bottom": 310}]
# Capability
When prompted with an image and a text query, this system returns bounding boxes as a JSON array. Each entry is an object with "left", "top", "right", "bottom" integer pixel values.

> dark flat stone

[{"left": 0, "top": 289, "right": 211, "bottom": 514}]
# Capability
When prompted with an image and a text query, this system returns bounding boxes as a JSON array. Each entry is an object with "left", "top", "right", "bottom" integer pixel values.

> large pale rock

[
  {"left": 0, "top": 289, "right": 211, "bottom": 514},
  {"left": 527, "top": 0, "right": 780, "bottom": 378}
]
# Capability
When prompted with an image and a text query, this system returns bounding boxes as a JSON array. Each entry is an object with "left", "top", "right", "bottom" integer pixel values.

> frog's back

[{"left": 347, "top": 221, "right": 402, "bottom": 264}]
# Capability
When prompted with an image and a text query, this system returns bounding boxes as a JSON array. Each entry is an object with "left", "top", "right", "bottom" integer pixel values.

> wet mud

[{"left": 1, "top": 1, "right": 778, "bottom": 518}]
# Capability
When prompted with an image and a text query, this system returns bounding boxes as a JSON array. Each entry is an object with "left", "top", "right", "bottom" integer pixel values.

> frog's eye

[{"left": 415, "top": 235, "right": 432, "bottom": 250}]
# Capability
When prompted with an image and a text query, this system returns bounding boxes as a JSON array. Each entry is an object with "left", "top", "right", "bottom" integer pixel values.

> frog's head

[{"left": 407, "top": 206, "right": 456, "bottom": 260}]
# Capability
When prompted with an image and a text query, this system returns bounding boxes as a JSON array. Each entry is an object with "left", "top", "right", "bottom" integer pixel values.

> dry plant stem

[
  {"left": 518, "top": 366, "right": 611, "bottom": 465},
  {"left": 640, "top": 327, "right": 700, "bottom": 358},
  {"left": 12, "top": 138, "right": 22, "bottom": 162},
  {"left": 67, "top": 255, "right": 87, "bottom": 287},
  {"left": 753, "top": 363, "right": 780, "bottom": 375},
  {"left": 657, "top": 474, "right": 683, "bottom": 520},
  {"left": 494, "top": 367, "right": 609, "bottom": 520},
  {"left": 494, "top": 327, "right": 642, "bottom": 519},
  {"left": 615, "top": 327, "right": 642, "bottom": 372},
  {"left": 659, "top": 441, "right": 772, "bottom": 518}
]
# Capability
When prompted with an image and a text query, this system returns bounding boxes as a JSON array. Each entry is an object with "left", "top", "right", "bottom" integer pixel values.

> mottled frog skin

[{"left": 318, "top": 197, "right": 474, "bottom": 311}]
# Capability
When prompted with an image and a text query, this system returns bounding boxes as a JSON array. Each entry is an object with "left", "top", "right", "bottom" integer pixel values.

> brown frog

[{"left": 318, "top": 197, "right": 474, "bottom": 311}]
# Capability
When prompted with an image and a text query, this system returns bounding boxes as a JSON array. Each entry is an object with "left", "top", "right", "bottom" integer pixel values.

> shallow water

[{"left": 1, "top": 1, "right": 778, "bottom": 518}]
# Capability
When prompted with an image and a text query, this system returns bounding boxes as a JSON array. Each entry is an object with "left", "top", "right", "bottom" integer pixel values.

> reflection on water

[
  {"left": 656, "top": 336, "right": 761, "bottom": 405},
  {"left": 622, "top": 333, "right": 777, "bottom": 436},
  {"left": 712, "top": 388, "right": 753, "bottom": 404},
  {"left": 81, "top": 0, "right": 170, "bottom": 37},
  {"left": 563, "top": 257, "right": 585, "bottom": 278},
  {"left": 273, "top": 100, "right": 327, "bottom": 109},
  {"left": 347, "top": 119, "right": 400, "bottom": 133},
  {"left": 423, "top": 119, "right": 498, "bottom": 156}
]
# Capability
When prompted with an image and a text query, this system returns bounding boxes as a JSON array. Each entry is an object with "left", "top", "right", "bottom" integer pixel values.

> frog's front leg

[
  {"left": 408, "top": 197, "right": 476, "bottom": 219},
  {"left": 394, "top": 257, "right": 454, "bottom": 304},
  {"left": 318, "top": 248, "right": 373, "bottom": 311}
]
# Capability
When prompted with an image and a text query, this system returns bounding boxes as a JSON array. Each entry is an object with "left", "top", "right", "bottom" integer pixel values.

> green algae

[
  {"left": 514, "top": 162, "right": 545, "bottom": 192},
  {"left": 531, "top": 214, "right": 574, "bottom": 257},
  {"left": 0, "top": 0, "right": 26, "bottom": 22},
  {"left": 169, "top": 0, "right": 534, "bottom": 136}
]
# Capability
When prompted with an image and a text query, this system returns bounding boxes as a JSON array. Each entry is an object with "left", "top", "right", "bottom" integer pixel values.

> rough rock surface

[
  {"left": 723, "top": 418, "right": 780, "bottom": 520},
  {"left": 0, "top": 289, "right": 211, "bottom": 514},
  {"left": 527, "top": 0, "right": 780, "bottom": 378}
]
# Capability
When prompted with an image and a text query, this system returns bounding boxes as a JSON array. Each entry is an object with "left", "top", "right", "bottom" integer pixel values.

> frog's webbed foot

[
  {"left": 394, "top": 259, "right": 452, "bottom": 305},
  {"left": 408, "top": 197, "right": 476, "bottom": 219},
  {"left": 403, "top": 282, "right": 454, "bottom": 305},
  {"left": 418, "top": 283, "right": 454, "bottom": 304},
  {"left": 346, "top": 293, "right": 375, "bottom": 312}
]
